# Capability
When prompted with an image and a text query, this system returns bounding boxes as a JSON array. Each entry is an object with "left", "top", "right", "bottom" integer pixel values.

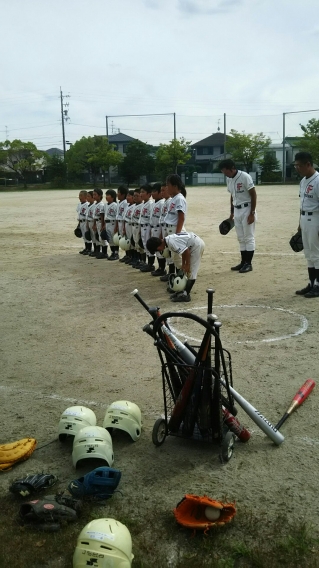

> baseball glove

[
  {"left": 84, "top": 229, "right": 92, "bottom": 241},
  {"left": 19, "top": 495, "right": 81, "bottom": 531},
  {"left": 173, "top": 494, "right": 236, "bottom": 531},
  {"left": 289, "top": 229, "right": 303, "bottom": 252},
  {"left": 9, "top": 473, "right": 58, "bottom": 497},
  {"left": 219, "top": 218, "right": 235, "bottom": 235},
  {"left": 74, "top": 225, "right": 82, "bottom": 238},
  {"left": 0, "top": 438, "right": 37, "bottom": 471},
  {"left": 68, "top": 466, "right": 121, "bottom": 500}
]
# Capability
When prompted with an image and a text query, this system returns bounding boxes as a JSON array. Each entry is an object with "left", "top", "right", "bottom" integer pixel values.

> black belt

[
  {"left": 79, "top": 219, "right": 86, "bottom": 222},
  {"left": 141, "top": 223, "right": 150, "bottom": 226},
  {"left": 105, "top": 220, "right": 115, "bottom": 223},
  {"left": 301, "top": 211, "right": 313, "bottom": 216},
  {"left": 234, "top": 203, "right": 249, "bottom": 209},
  {"left": 151, "top": 225, "right": 160, "bottom": 228}
]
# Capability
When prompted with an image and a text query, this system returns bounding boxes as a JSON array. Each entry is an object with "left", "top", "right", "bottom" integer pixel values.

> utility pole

[
  {"left": 60, "top": 87, "right": 70, "bottom": 159},
  {"left": 5, "top": 126, "right": 9, "bottom": 140}
]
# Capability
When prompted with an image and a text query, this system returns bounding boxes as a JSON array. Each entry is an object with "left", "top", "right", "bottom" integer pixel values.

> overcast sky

[{"left": 1, "top": 0, "right": 319, "bottom": 150}]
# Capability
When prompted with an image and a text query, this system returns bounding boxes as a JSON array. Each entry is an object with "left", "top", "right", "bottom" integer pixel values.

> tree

[
  {"left": 259, "top": 151, "right": 282, "bottom": 182},
  {"left": 299, "top": 119, "right": 319, "bottom": 166},
  {"left": 0, "top": 139, "right": 47, "bottom": 188},
  {"left": 46, "top": 154, "right": 67, "bottom": 186},
  {"left": 226, "top": 130, "right": 271, "bottom": 172},
  {"left": 66, "top": 136, "right": 123, "bottom": 185},
  {"left": 120, "top": 140, "right": 155, "bottom": 184},
  {"left": 155, "top": 138, "right": 192, "bottom": 179}
]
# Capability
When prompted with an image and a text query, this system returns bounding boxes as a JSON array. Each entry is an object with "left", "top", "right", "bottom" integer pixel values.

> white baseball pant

[
  {"left": 188, "top": 238, "right": 205, "bottom": 280},
  {"left": 234, "top": 207, "right": 255, "bottom": 251},
  {"left": 140, "top": 224, "right": 152, "bottom": 256},
  {"left": 300, "top": 211, "right": 319, "bottom": 269}
]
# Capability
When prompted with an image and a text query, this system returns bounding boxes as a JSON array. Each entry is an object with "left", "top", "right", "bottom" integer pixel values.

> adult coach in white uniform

[
  {"left": 295, "top": 152, "right": 319, "bottom": 298},
  {"left": 219, "top": 159, "right": 257, "bottom": 273}
]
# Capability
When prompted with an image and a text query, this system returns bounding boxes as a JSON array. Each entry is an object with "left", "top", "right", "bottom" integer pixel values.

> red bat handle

[{"left": 292, "top": 379, "right": 315, "bottom": 405}]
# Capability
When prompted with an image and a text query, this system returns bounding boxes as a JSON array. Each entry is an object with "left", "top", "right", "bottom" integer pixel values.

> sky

[{"left": 1, "top": 0, "right": 319, "bottom": 151}]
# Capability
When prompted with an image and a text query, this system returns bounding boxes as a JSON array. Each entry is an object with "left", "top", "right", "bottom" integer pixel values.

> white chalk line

[{"left": 167, "top": 305, "right": 308, "bottom": 344}]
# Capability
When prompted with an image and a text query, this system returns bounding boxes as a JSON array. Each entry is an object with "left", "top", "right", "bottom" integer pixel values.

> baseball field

[{"left": 0, "top": 185, "right": 318, "bottom": 567}]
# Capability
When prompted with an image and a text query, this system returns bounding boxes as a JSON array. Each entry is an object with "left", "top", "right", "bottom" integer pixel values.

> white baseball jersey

[
  {"left": 226, "top": 171, "right": 255, "bottom": 206},
  {"left": 150, "top": 199, "right": 164, "bottom": 227},
  {"left": 164, "top": 194, "right": 187, "bottom": 225},
  {"left": 104, "top": 201, "right": 118, "bottom": 221},
  {"left": 77, "top": 202, "right": 88, "bottom": 221},
  {"left": 299, "top": 172, "right": 319, "bottom": 212},
  {"left": 132, "top": 203, "right": 143, "bottom": 225},
  {"left": 124, "top": 203, "right": 134, "bottom": 223},
  {"left": 160, "top": 198, "right": 172, "bottom": 225},
  {"left": 165, "top": 231, "right": 205, "bottom": 280},
  {"left": 94, "top": 201, "right": 105, "bottom": 220},
  {"left": 139, "top": 200, "right": 153, "bottom": 225},
  {"left": 116, "top": 199, "right": 128, "bottom": 221},
  {"left": 86, "top": 202, "right": 96, "bottom": 222}
]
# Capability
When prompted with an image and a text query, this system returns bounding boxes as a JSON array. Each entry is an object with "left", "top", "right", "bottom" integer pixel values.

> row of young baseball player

[{"left": 76, "top": 173, "right": 205, "bottom": 303}]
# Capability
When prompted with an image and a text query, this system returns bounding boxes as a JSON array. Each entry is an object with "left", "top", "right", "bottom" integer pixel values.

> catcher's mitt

[
  {"left": 84, "top": 229, "right": 92, "bottom": 241},
  {"left": 219, "top": 218, "right": 235, "bottom": 236},
  {"left": 0, "top": 438, "right": 37, "bottom": 471},
  {"left": 289, "top": 229, "right": 303, "bottom": 252},
  {"left": 74, "top": 225, "right": 82, "bottom": 238},
  {"left": 9, "top": 473, "right": 58, "bottom": 497},
  {"left": 68, "top": 466, "right": 121, "bottom": 500},
  {"left": 173, "top": 494, "right": 236, "bottom": 531},
  {"left": 19, "top": 495, "right": 81, "bottom": 531},
  {"left": 100, "top": 228, "right": 109, "bottom": 242}
]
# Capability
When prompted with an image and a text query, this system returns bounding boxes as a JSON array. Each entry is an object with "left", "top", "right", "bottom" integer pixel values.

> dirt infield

[{"left": 0, "top": 186, "right": 318, "bottom": 565}]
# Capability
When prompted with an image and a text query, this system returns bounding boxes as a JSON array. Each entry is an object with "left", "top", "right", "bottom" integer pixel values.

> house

[
  {"left": 108, "top": 132, "right": 137, "bottom": 155},
  {"left": 191, "top": 132, "right": 229, "bottom": 173}
]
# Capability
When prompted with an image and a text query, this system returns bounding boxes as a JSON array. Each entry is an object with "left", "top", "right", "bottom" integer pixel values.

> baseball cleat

[
  {"left": 231, "top": 263, "right": 243, "bottom": 271},
  {"left": 239, "top": 263, "right": 252, "bottom": 273},
  {"left": 295, "top": 283, "right": 312, "bottom": 295},
  {"left": 171, "top": 292, "right": 191, "bottom": 303},
  {"left": 79, "top": 249, "right": 87, "bottom": 254},
  {"left": 160, "top": 274, "right": 169, "bottom": 282},
  {"left": 304, "top": 284, "right": 319, "bottom": 298},
  {"left": 151, "top": 269, "right": 166, "bottom": 277},
  {"left": 140, "top": 265, "right": 154, "bottom": 272}
]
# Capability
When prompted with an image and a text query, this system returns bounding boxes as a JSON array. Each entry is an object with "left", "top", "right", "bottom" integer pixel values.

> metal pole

[
  {"left": 105, "top": 116, "right": 111, "bottom": 187},
  {"left": 223, "top": 113, "right": 226, "bottom": 159},
  {"left": 173, "top": 112, "right": 176, "bottom": 140},
  {"left": 106, "top": 115, "right": 108, "bottom": 138},
  {"left": 60, "top": 87, "right": 66, "bottom": 159},
  {"left": 282, "top": 113, "right": 286, "bottom": 184}
]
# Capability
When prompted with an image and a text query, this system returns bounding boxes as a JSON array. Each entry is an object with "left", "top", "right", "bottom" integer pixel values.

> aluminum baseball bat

[
  {"left": 219, "top": 378, "right": 284, "bottom": 445},
  {"left": 275, "top": 379, "right": 316, "bottom": 430}
]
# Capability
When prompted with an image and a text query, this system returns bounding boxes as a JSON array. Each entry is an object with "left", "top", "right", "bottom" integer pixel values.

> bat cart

[{"left": 133, "top": 288, "right": 241, "bottom": 463}]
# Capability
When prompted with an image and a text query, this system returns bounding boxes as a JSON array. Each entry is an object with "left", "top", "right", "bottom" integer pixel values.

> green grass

[{"left": 0, "top": 494, "right": 318, "bottom": 568}]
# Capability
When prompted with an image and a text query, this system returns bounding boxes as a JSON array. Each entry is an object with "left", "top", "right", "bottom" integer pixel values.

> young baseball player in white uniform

[
  {"left": 122, "top": 190, "right": 135, "bottom": 264},
  {"left": 147, "top": 231, "right": 205, "bottom": 302},
  {"left": 115, "top": 185, "right": 128, "bottom": 244},
  {"left": 76, "top": 191, "right": 90, "bottom": 255},
  {"left": 103, "top": 189, "right": 119, "bottom": 261},
  {"left": 159, "top": 182, "right": 173, "bottom": 282},
  {"left": 139, "top": 184, "right": 154, "bottom": 272},
  {"left": 294, "top": 152, "right": 319, "bottom": 298},
  {"left": 149, "top": 183, "right": 166, "bottom": 276},
  {"left": 92, "top": 189, "right": 108, "bottom": 259},
  {"left": 164, "top": 174, "right": 187, "bottom": 272},
  {"left": 85, "top": 190, "right": 95, "bottom": 255},
  {"left": 131, "top": 188, "right": 144, "bottom": 268},
  {"left": 219, "top": 159, "right": 257, "bottom": 273}
]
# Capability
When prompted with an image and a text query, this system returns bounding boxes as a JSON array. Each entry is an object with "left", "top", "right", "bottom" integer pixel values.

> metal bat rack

[{"left": 133, "top": 288, "right": 237, "bottom": 462}]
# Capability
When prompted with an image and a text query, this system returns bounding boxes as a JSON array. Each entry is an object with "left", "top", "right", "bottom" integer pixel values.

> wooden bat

[{"left": 275, "top": 379, "right": 316, "bottom": 430}]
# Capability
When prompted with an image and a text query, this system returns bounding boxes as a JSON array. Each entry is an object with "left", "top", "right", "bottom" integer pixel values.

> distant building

[
  {"left": 107, "top": 133, "right": 137, "bottom": 155},
  {"left": 46, "top": 147, "right": 64, "bottom": 158},
  {"left": 191, "top": 132, "right": 229, "bottom": 172}
]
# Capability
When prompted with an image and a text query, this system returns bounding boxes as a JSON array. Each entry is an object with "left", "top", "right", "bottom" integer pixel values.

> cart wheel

[
  {"left": 152, "top": 418, "right": 167, "bottom": 447},
  {"left": 220, "top": 432, "right": 235, "bottom": 463}
]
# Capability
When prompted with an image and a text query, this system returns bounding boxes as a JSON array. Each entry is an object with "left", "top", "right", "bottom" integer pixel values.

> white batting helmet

[
  {"left": 113, "top": 232, "right": 120, "bottom": 246},
  {"left": 119, "top": 236, "right": 131, "bottom": 251},
  {"left": 103, "top": 401, "right": 142, "bottom": 442},
  {"left": 73, "top": 518, "right": 134, "bottom": 568},
  {"left": 169, "top": 271, "right": 188, "bottom": 292},
  {"left": 162, "top": 247, "right": 170, "bottom": 258},
  {"left": 72, "top": 426, "right": 114, "bottom": 468},
  {"left": 58, "top": 406, "right": 97, "bottom": 441}
]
